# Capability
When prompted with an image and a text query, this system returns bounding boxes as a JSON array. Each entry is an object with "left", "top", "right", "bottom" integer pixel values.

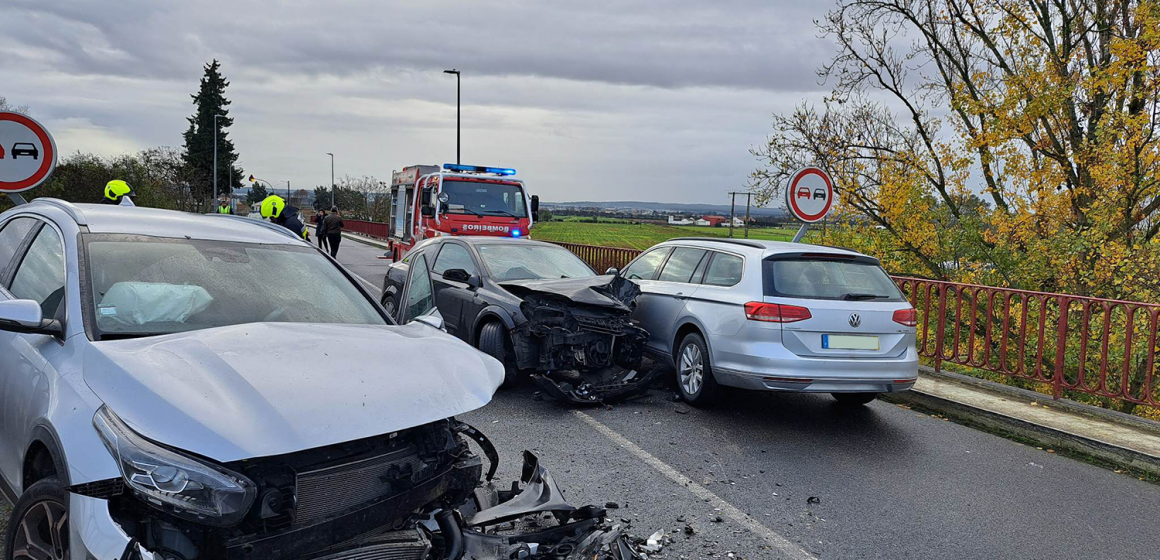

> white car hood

[{"left": 83, "top": 322, "right": 504, "bottom": 462}]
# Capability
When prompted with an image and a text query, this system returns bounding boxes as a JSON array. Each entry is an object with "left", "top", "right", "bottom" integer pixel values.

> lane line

[{"left": 572, "top": 410, "right": 817, "bottom": 560}]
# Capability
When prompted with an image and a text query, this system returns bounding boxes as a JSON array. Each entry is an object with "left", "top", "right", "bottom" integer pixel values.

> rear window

[{"left": 764, "top": 256, "right": 904, "bottom": 301}]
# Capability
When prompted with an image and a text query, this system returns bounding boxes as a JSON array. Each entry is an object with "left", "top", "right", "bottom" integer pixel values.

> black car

[{"left": 382, "top": 237, "right": 658, "bottom": 403}]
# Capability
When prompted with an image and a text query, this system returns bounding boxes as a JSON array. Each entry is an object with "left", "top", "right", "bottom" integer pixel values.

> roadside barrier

[{"left": 332, "top": 220, "right": 1159, "bottom": 410}]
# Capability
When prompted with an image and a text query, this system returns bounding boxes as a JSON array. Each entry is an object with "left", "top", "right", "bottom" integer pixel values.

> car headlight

[{"left": 93, "top": 405, "right": 256, "bottom": 526}]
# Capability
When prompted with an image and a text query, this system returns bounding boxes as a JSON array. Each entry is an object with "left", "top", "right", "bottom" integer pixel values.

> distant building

[
  {"left": 697, "top": 215, "right": 729, "bottom": 227},
  {"left": 668, "top": 215, "right": 695, "bottom": 226}
]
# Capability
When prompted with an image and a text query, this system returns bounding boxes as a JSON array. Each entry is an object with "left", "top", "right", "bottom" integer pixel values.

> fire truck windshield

[{"left": 440, "top": 180, "right": 527, "bottom": 218}]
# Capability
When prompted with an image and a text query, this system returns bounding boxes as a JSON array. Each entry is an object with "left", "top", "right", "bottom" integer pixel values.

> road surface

[{"left": 333, "top": 235, "right": 1160, "bottom": 559}]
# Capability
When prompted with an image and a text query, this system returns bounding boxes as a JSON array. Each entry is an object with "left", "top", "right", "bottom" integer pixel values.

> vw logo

[{"left": 849, "top": 313, "right": 861, "bottom": 328}]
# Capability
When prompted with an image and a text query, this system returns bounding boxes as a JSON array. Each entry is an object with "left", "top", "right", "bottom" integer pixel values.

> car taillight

[
  {"left": 744, "top": 302, "right": 812, "bottom": 323},
  {"left": 893, "top": 308, "right": 918, "bottom": 327}
]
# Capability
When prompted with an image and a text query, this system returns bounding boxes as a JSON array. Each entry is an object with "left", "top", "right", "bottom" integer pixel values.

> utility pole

[
  {"left": 727, "top": 191, "right": 753, "bottom": 238},
  {"left": 326, "top": 152, "right": 335, "bottom": 208},
  {"left": 443, "top": 69, "right": 461, "bottom": 164}
]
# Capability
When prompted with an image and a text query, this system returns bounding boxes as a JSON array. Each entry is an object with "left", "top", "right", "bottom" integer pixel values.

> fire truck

[{"left": 385, "top": 163, "right": 539, "bottom": 261}]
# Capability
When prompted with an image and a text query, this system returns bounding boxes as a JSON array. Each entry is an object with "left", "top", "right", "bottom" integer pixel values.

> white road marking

[{"left": 573, "top": 410, "right": 817, "bottom": 560}]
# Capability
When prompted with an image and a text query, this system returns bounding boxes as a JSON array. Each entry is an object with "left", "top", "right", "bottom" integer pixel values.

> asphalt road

[{"left": 333, "top": 235, "right": 1160, "bottom": 559}]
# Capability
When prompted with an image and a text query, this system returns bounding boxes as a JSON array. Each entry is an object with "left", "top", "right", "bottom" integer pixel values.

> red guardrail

[
  {"left": 336, "top": 221, "right": 1160, "bottom": 409},
  {"left": 895, "top": 277, "right": 1160, "bottom": 408}
]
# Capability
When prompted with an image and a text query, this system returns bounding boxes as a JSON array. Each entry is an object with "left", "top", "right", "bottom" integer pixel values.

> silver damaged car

[{"left": 0, "top": 200, "right": 644, "bottom": 560}]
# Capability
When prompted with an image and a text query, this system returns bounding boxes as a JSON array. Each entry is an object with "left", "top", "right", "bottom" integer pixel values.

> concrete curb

[{"left": 881, "top": 372, "right": 1160, "bottom": 477}]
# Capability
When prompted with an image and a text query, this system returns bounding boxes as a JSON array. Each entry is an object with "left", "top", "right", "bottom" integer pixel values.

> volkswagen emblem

[{"left": 848, "top": 313, "right": 862, "bottom": 328}]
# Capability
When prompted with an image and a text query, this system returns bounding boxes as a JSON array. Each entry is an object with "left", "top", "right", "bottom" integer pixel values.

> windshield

[
  {"left": 477, "top": 244, "right": 596, "bottom": 282},
  {"left": 763, "top": 256, "right": 904, "bottom": 301},
  {"left": 440, "top": 180, "right": 527, "bottom": 218},
  {"left": 84, "top": 236, "right": 387, "bottom": 339}
]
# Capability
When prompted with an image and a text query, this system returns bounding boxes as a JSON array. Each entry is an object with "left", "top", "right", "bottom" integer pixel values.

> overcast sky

[{"left": 1, "top": 0, "right": 836, "bottom": 205}]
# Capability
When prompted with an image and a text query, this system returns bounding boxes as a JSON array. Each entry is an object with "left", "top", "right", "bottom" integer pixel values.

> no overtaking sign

[
  {"left": 785, "top": 166, "right": 833, "bottom": 223},
  {"left": 0, "top": 112, "right": 57, "bottom": 193}
]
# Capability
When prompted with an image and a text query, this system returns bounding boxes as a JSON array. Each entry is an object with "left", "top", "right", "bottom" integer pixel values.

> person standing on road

[
  {"left": 323, "top": 206, "right": 344, "bottom": 258},
  {"left": 217, "top": 199, "right": 233, "bottom": 214},
  {"left": 103, "top": 180, "right": 136, "bottom": 206},
  {"left": 259, "top": 195, "right": 309, "bottom": 241},
  {"left": 315, "top": 209, "right": 329, "bottom": 252}
]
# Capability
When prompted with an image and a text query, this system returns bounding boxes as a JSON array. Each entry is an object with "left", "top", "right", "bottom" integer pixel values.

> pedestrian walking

[
  {"left": 323, "top": 206, "right": 344, "bottom": 258},
  {"left": 315, "top": 209, "right": 329, "bottom": 252}
]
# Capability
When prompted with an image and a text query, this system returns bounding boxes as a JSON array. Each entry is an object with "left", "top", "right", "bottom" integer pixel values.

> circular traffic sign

[
  {"left": 0, "top": 112, "right": 57, "bottom": 193},
  {"left": 785, "top": 166, "right": 833, "bottom": 223}
]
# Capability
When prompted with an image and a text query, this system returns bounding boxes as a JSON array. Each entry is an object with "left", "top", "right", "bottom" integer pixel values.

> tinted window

[
  {"left": 476, "top": 244, "right": 595, "bottom": 282},
  {"left": 11, "top": 225, "right": 66, "bottom": 318},
  {"left": 403, "top": 254, "right": 435, "bottom": 322},
  {"left": 703, "top": 252, "right": 743, "bottom": 287},
  {"left": 86, "top": 237, "right": 386, "bottom": 338},
  {"left": 623, "top": 247, "right": 670, "bottom": 281},
  {"left": 657, "top": 248, "right": 707, "bottom": 283},
  {"left": 764, "top": 256, "right": 903, "bottom": 301},
  {"left": 0, "top": 217, "right": 38, "bottom": 282},
  {"left": 432, "top": 243, "right": 477, "bottom": 276}
]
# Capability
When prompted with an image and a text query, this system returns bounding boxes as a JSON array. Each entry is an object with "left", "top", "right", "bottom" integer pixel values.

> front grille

[
  {"left": 575, "top": 315, "right": 625, "bottom": 335},
  {"left": 295, "top": 445, "right": 425, "bottom": 527}
]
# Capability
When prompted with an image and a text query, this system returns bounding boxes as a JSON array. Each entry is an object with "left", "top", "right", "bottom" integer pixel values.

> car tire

[
  {"left": 4, "top": 476, "right": 70, "bottom": 560},
  {"left": 832, "top": 392, "right": 878, "bottom": 405},
  {"left": 478, "top": 321, "right": 518, "bottom": 387},
  {"left": 675, "top": 333, "right": 719, "bottom": 406},
  {"left": 380, "top": 290, "right": 397, "bottom": 318}
]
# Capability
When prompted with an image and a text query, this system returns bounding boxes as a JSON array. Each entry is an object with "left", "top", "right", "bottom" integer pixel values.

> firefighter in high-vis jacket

[
  {"left": 259, "top": 195, "right": 309, "bottom": 241},
  {"left": 103, "top": 180, "right": 136, "bottom": 206}
]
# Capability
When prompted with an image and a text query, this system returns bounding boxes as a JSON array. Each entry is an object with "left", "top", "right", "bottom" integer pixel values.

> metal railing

[
  {"left": 895, "top": 277, "right": 1160, "bottom": 409},
  {"left": 325, "top": 220, "right": 1160, "bottom": 409}
]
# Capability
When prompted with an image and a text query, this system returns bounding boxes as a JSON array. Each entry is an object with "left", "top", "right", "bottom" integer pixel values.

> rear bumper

[{"left": 710, "top": 340, "right": 919, "bottom": 394}]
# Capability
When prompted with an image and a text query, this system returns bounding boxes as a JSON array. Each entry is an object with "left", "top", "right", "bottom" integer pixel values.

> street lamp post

[
  {"left": 326, "top": 152, "right": 335, "bottom": 208},
  {"left": 213, "top": 114, "right": 225, "bottom": 208},
  {"left": 443, "top": 69, "right": 460, "bottom": 164}
]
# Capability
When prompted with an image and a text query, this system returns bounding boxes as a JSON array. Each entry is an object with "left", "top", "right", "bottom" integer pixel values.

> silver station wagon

[{"left": 621, "top": 238, "right": 918, "bottom": 405}]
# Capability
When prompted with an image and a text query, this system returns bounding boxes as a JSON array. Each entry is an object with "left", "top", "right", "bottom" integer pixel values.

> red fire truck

[{"left": 385, "top": 163, "right": 539, "bottom": 261}]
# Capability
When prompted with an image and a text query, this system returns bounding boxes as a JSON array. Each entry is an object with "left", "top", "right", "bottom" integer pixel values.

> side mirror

[
  {"left": 411, "top": 309, "right": 445, "bottom": 331},
  {"left": 605, "top": 267, "right": 619, "bottom": 276},
  {"left": 442, "top": 268, "right": 479, "bottom": 288},
  {"left": 530, "top": 194, "right": 540, "bottom": 214},
  {"left": 421, "top": 206, "right": 435, "bottom": 218},
  {"left": 0, "top": 300, "right": 62, "bottom": 336}
]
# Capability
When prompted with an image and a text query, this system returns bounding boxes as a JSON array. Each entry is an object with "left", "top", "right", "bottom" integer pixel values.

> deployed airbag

[{"left": 98, "top": 282, "right": 213, "bottom": 326}]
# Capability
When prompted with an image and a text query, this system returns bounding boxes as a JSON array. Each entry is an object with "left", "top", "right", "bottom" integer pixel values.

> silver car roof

[{"left": 658, "top": 237, "right": 866, "bottom": 259}]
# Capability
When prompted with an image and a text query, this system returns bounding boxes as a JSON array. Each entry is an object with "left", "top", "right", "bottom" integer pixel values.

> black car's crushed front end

[{"left": 503, "top": 275, "right": 662, "bottom": 404}]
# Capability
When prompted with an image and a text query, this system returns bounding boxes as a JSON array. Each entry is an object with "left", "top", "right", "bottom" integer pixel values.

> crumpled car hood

[
  {"left": 83, "top": 322, "right": 504, "bottom": 462},
  {"left": 500, "top": 275, "right": 640, "bottom": 311}
]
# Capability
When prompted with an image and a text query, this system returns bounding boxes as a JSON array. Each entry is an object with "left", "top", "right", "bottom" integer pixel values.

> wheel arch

[
  {"left": 471, "top": 307, "right": 517, "bottom": 346},
  {"left": 672, "top": 317, "right": 714, "bottom": 364},
  {"left": 22, "top": 425, "right": 69, "bottom": 492}
]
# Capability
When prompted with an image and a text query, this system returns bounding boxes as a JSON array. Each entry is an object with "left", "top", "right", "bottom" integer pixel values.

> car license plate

[{"left": 822, "top": 334, "right": 879, "bottom": 350}]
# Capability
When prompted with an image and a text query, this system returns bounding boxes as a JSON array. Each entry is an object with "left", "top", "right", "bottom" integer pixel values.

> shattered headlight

[{"left": 93, "top": 405, "right": 256, "bottom": 526}]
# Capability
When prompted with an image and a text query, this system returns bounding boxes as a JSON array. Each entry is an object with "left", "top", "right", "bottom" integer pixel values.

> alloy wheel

[
  {"left": 679, "top": 343, "right": 704, "bottom": 396},
  {"left": 12, "top": 500, "right": 69, "bottom": 560}
]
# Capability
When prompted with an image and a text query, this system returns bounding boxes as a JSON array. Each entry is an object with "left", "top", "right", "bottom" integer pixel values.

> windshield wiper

[
  {"left": 842, "top": 293, "right": 886, "bottom": 300},
  {"left": 99, "top": 332, "right": 161, "bottom": 341},
  {"left": 484, "top": 210, "right": 518, "bottom": 218},
  {"left": 454, "top": 208, "right": 483, "bottom": 217}
]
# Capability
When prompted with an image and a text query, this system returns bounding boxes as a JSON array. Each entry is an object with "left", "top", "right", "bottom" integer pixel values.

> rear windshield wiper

[{"left": 842, "top": 293, "right": 886, "bottom": 300}]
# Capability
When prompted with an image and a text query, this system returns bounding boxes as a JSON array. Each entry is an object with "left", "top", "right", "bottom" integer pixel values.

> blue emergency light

[
  {"left": 442, "top": 163, "right": 517, "bottom": 176},
  {"left": 511, "top": 229, "right": 522, "bottom": 238}
]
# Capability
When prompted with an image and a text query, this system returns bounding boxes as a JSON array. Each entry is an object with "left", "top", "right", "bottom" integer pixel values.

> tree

[
  {"left": 313, "top": 186, "right": 331, "bottom": 211},
  {"left": 0, "top": 96, "right": 29, "bottom": 114},
  {"left": 182, "top": 60, "right": 242, "bottom": 209},
  {"left": 247, "top": 183, "right": 269, "bottom": 206},
  {"left": 751, "top": 0, "right": 1160, "bottom": 299}
]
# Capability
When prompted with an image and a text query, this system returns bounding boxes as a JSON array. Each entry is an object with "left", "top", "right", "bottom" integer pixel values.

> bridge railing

[{"left": 332, "top": 220, "right": 1160, "bottom": 409}]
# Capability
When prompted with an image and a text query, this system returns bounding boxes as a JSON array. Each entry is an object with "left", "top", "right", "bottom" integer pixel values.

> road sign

[
  {"left": 785, "top": 166, "right": 833, "bottom": 223},
  {"left": 0, "top": 112, "right": 57, "bottom": 193}
]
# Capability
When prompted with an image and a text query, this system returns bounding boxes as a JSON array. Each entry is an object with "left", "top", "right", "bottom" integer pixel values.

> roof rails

[
  {"left": 666, "top": 237, "right": 768, "bottom": 249},
  {"left": 27, "top": 198, "right": 88, "bottom": 226}
]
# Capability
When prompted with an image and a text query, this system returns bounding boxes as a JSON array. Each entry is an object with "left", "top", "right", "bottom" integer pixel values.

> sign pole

[
  {"left": 7, "top": 193, "right": 28, "bottom": 206},
  {"left": 792, "top": 223, "right": 808, "bottom": 243}
]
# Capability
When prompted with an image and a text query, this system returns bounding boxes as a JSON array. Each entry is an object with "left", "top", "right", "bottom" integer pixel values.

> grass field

[{"left": 529, "top": 220, "right": 803, "bottom": 250}]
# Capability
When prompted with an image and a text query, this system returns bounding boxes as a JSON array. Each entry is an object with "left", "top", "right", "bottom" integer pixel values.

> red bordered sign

[
  {"left": 0, "top": 112, "right": 57, "bottom": 193},
  {"left": 784, "top": 166, "right": 833, "bottom": 223}
]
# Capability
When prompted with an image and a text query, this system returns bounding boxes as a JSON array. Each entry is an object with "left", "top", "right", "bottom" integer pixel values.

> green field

[{"left": 529, "top": 220, "right": 802, "bottom": 250}]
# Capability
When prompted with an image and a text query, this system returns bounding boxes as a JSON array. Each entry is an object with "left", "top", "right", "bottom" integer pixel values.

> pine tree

[{"left": 182, "top": 60, "right": 242, "bottom": 207}]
